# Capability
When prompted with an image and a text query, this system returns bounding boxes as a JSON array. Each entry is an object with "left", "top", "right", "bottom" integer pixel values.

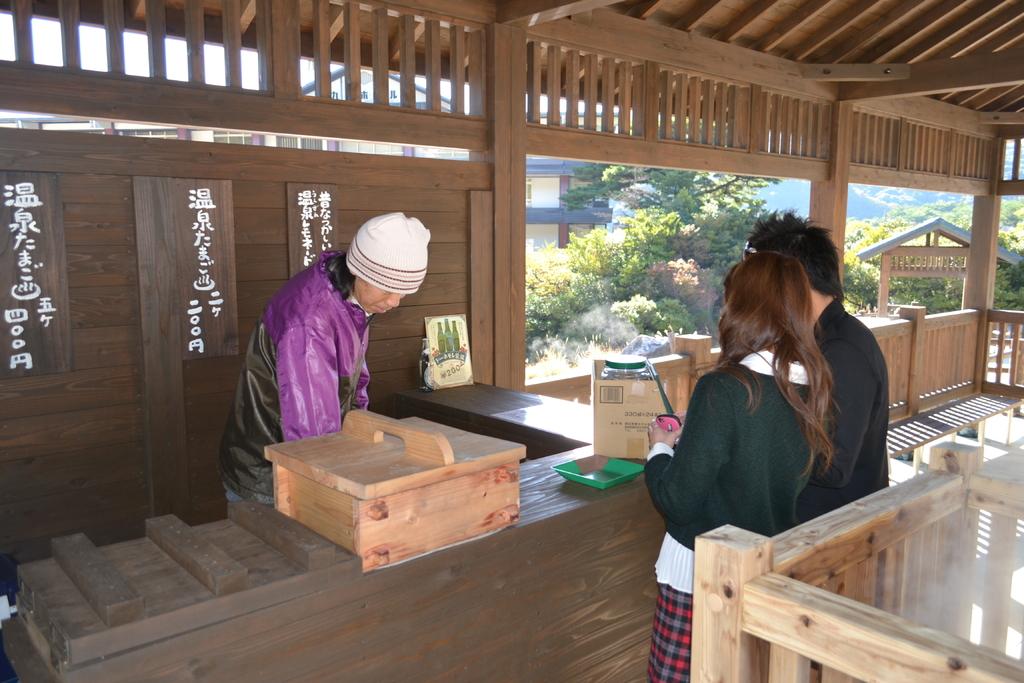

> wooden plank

[
  {"left": 768, "top": 644, "right": 811, "bottom": 683},
  {"left": 450, "top": 24, "right": 466, "bottom": 115},
  {"left": 468, "top": 27, "right": 485, "bottom": 116},
  {"left": 255, "top": 0, "right": 272, "bottom": 90},
  {"left": 344, "top": 1, "right": 361, "bottom": 102},
  {"left": 184, "top": 0, "right": 204, "bottom": 83},
  {"left": 371, "top": 7, "right": 390, "bottom": 105},
  {"left": 0, "top": 443, "right": 144, "bottom": 504},
  {"left": 222, "top": 0, "right": 242, "bottom": 87},
  {"left": 773, "top": 472, "right": 964, "bottom": 585},
  {"left": 498, "top": 0, "right": 621, "bottom": 27},
  {"left": 673, "top": 73, "right": 686, "bottom": 141},
  {"left": 399, "top": 14, "right": 417, "bottom": 108},
  {"left": 0, "top": 128, "right": 491, "bottom": 189},
  {"left": 527, "top": 122, "right": 830, "bottom": 181},
  {"left": 601, "top": 56, "right": 614, "bottom": 133},
  {"left": 565, "top": 49, "right": 580, "bottom": 129},
  {"left": 546, "top": 43, "right": 561, "bottom": 126},
  {"left": 0, "top": 66, "right": 489, "bottom": 151},
  {"left": 60, "top": 0, "right": 81, "bottom": 70},
  {"left": 658, "top": 68, "right": 671, "bottom": 140},
  {"left": 527, "top": 41, "right": 543, "bottom": 123},
  {"left": 618, "top": 59, "right": 632, "bottom": 136},
  {"left": 0, "top": 171, "right": 72, "bottom": 379},
  {"left": 103, "top": 0, "right": 125, "bottom": 74},
  {"left": 583, "top": 52, "right": 598, "bottom": 131},
  {"left": 469, "top": 190, "right": 494, "bottom": 386},
  {"left": 692, "top": 526, "right": 771, "bottom": 682},
  {"left": 51, "top": 533, "right": 144, "bottom": 627},
  {"left": 270, "top": 0, "right": 299, "bottom": 96},
  {"left": 227, "top": 502, "right": 337, "bottom": 570},
  {"left": 145, "top": 0, "right": 168, "bottom": 79},
  {"left": 743, "top": 573, "right": 1024, "bottom": 683},
  {"left": 133, "top": 176, "right": 188, "bottom": 516},
  {"left": 0, "top": 364, "right": 138, "bottom": 420},
  {"left": 312, "top": 0, "right": 331, "bottom": 98},
  {"left": 145, "top": 515, "right": 248, "bottom": 595}
]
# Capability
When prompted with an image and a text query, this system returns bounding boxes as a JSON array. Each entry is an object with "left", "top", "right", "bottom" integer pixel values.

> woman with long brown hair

[{"left": 644, "top": 251, "right": 833, "bottom": 683}]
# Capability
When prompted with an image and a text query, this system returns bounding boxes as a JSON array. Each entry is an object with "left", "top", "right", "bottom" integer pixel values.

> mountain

[{"left": 756, "top": 179, "right": 971, "bottom": 219}]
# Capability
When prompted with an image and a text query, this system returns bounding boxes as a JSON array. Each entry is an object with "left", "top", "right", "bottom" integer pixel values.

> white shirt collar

[{"left": 738, "top": 350, "right": 808, "bottom": 385}]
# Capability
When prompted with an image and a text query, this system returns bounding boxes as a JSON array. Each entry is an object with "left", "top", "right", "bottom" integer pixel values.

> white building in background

[{"left": 525, "top": 158, "right": 613, "bottom": 252}]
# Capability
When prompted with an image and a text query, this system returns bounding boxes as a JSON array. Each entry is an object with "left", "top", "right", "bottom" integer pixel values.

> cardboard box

[{"left": 592, "top": 359, "right": 666, "bottom": 459}]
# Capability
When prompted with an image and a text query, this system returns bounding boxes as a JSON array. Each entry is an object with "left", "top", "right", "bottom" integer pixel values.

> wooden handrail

[{"left": 742, "top": 573, "right": 1024, "bottom": 682}]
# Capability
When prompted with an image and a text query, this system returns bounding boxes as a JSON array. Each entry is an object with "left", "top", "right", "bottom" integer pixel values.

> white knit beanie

[{"left": 346, "top": 212, "right": 431, "bottom": 294}]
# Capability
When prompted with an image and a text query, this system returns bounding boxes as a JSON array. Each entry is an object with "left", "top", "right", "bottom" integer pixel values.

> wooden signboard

[
  {"left": 286, "top": 183, "right": 338, "bottom": 276},
  {"left": 134, "top": 177, "right": 238, "bottom": 361},
  {"left": 0, "top": 171, "right": 70, "bottom": 378}
]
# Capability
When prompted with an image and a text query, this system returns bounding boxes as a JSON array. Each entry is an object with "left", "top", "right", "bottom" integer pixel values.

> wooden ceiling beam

[
  {"left": 627, "top": 0, "right": 668, "bottom": 20},
  {"left": 817, "top": 0, "right": 928, "bottom": 63},
  {"left": 984, "top": 84, "right": 1024, "bottom": 111},
  {"left": 893, "top": 0, "right": 1014, "bottom": 63},
  {"left": 860, "top": 0, "right": 971, "bottom": 63},
  {"left": 715, "top": 0, "right": 781, "bottom": 42},
  {"left": 958, "top": 84, "right": 1020, "bottom": 109},
  {"left": 240, "top": 0, "right": 256, "bottom": 34},
  {"left": 799, "top": 63, "right": 908, "bottom": 81},
  {"left": 752, "top": 0, "right": 836, "bottom": 52},
  {"left": 789, "top": 0, "right": 884, "bottom": 60},
  {"left": 841, "top": 46, "right": 1024, "bottom": 100},
  {"left": 497, "top": 0, "right": 621, "bottom": 27},
  {"left": 930, "top": 3, "right": 1024, "bottom": 60},
  {"left": 980, "top": 112, "right": 1024, "bottom": 124},
  {"left": 673, "top": 0, "right": 720, "bottom": 32}
]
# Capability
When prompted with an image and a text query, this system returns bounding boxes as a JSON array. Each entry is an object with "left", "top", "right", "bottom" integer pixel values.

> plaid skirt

[{"left": 648, "top": 583, "right": 693, "bottom": 683}]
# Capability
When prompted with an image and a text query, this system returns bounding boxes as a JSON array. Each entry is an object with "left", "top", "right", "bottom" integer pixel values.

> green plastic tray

[{"left": 552, "top": 455, "right": 645, "bottom": 490}]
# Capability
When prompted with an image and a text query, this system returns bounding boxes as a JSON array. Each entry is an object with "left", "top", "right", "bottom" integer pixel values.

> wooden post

[
  {"left": 672, "top": 333, "right": 714, "bottom": 403},
  {"left": 877, "top": 253, "right": 891, "bottom": 315},
  {"left": 489, "top": 24, "right": 527, "bottom": 391},
  {"left": 898, "top": 305, "right": 927, "bottom": 418},
  {"left": 641, "top": 60, "right": 659, "bottom": 142},
  {"left": 966, "top": 144, "right": 1004, "bottom": 389},
  {"left": 270, "top": 0, "right": 299, "bottom": 98},
  {"left": 928, "top": 440, "right": 983, "bottom": 641},
  {"left": 810, "top": 101, "right": 853, "bottom": 261},
  {"left": 693, "top": 526, "right": 772, "bottom": 683}
]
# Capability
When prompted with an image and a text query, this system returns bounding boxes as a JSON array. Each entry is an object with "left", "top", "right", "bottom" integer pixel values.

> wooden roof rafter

[
  {"left": 714, "top": 0, "right": 781, "bottom": 43},
  {"left": 888, "top": 0, "right": 1017, "bottom": 64},
  {"left": 856, "top": 0, "right": 968, "bottom": 63},
  {"left": 751, "top": 0, "right": 837, "bottom": 52},
  {"left": 928, "top": 2, "right": 1024, "bottom": 60},
  {"left": 627, "top": 0, "right": 668, "bottom": 20},
  {"left": 815, "top": 0, "right": 930, "bottom": 64},
  {"left": 497, "top": 0, "right": 622, "bottom": 27},
  {"left": 787, "top": 0, "right": 886, "bottom": 61},
  {"left": 673, "top": 0, "right": 722, "bottom": 32}
]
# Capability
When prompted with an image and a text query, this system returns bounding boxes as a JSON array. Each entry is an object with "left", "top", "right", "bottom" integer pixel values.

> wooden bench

[{"left": 887, "top": 393, "right": 1023, "bottom": 473}]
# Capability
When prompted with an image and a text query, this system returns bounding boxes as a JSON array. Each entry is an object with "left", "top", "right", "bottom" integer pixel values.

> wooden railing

[
  {"left": 2, "top": 0, "right": 487, "bottom": 115},
  {"left": 850, "top": 108, "right": 998, "bottom": 181},
  {"left": 693, "top": 442, "right": 1024, "bottom": 682},
  {"left": 528, "top": 306, "right": 994, "bottom": 421},
  {"left": 983, "top": 309, "right": 1024, "bottom": 399}
]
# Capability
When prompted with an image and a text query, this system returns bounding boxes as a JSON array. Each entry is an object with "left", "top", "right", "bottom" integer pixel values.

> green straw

[{"left": 645, "top": 360, "right": 674, "bottom": 415}]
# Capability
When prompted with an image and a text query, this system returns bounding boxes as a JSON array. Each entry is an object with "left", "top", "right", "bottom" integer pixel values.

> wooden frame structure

[
  {"left": 692, "top": 441, "right": 1024, "bottom": 682},
  {"left": 1, "top": 9, "right": 1024, "bottom": 676}
]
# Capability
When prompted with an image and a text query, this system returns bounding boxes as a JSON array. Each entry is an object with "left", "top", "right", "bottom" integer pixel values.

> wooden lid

[{"left": 264, "top": 411, "right": 525, "bottom": 498}]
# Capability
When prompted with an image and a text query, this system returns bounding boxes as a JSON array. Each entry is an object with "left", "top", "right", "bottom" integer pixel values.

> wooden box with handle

[{"left": 265, "top": 411, "right": 525, "bottom": 572}]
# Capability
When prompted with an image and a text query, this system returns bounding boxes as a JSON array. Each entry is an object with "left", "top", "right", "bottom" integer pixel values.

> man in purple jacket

[{"left": 219, "top": 212, "right": 431, "bottom": 504}]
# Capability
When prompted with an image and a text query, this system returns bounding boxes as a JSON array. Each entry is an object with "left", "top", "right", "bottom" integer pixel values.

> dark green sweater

[{"left": 645, "top": 368, "right": 811, "bottom": 549}]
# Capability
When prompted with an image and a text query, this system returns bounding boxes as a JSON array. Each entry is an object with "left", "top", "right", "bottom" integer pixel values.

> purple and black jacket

[{"left": 219, "top": 251, "right": 370, "bottom": 502}]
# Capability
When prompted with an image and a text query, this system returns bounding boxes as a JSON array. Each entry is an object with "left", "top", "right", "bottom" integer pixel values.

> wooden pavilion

[
  {"left": 2, "top": 0, "right": 1024, "bottom": 681},
  {"left": 856, "top": 216, "right": 1023, "bottom": 313}
]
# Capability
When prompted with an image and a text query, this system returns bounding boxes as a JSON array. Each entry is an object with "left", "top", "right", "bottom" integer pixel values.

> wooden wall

[{"left": 0, "top": 128, "right": 490, "bottom": 561}]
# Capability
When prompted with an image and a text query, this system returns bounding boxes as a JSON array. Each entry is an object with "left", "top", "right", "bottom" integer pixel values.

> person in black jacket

[{"left": 745, "top": 211, "right": 890, "bottom": 521}]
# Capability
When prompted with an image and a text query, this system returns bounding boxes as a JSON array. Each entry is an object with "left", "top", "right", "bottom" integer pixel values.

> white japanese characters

[
  {"left": 4, "top": 181, "right": 56, "bottom": 371},
  {"left": 186, "top": 187, "right": 224, "bottom": 355},
  {"left": 295, "top": 188, "right": 335, "bottom": 268}
]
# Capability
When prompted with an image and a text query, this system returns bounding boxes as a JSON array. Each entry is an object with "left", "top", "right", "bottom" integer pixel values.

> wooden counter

[
  {"left": 5, "top": 393, "right": 663, "bottom": 683},
  {"left": 394, "top": 384, "right": 593, "bottom": 459}
]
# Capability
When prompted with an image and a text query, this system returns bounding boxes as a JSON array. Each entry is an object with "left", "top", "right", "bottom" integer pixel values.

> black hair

[
  {"left": 745, "top": 211, "right": 843, "bottom": 300},
  {"left": 324, "top": 252, "right": 356, "bottom": 299}
]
